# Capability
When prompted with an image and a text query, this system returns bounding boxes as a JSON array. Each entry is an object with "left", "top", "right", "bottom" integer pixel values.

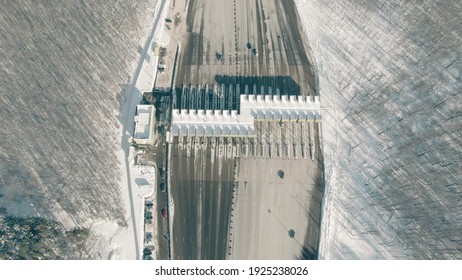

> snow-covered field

[
  {"left": 295, "top": 0, "right": 461, "bottom": 259},
  {"left": 1, "top": 0, "right": 162, "bottom": 259}
]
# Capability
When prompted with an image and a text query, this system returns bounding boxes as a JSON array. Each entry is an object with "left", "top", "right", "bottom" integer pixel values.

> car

[
  {"left": 215, "top": 52, "right": 222, "bottom": 60},
  {"left": 145, "top": 201, "right": 153, "bottom": 207},
  {"left": 161, "top": 208, "right": 167, "bottom": 218},
  {"left": 157, "top": 65, "right": 166, "bottom": 72},
  {"left": 165, "top": 18, "right": 172, "bottom": 23},
  {"left": 160, "top": 183, "right": 165, "bottom": 192},
  {"left": 246, "top": 42, "right": 252, "bottom": 49},
  {"left": 158, "top": 167, "right": 164, "bottom": 178},
  {"left": 143, "top": 248, "right": 152, "bottom": 255},
  {"left": 252, "top": 48, "right": 258, "bottom": 55},
  {"left": 145, "top": 212, "right": 153, "bottom": 220}
]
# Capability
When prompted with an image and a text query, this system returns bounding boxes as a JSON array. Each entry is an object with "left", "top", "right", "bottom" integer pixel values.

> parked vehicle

[{"left": 143, "top": 248, "right": 152, "bottom": 256}]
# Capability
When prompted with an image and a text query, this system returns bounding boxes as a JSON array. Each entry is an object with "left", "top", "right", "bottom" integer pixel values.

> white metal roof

[
  {"left": 171, "top": 95, "right": 321, "bottom": 136},
  {"left": 134, "top": 105, "right": 154, "bottom": 141}
]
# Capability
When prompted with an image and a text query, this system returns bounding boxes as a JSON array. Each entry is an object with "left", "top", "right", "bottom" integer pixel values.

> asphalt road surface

[
  {"left": 170, "top": 137, "right": 235, "bottom": 259},
  {"left": 174, "top": 0, "right": 317, "bottom": 96},
  {"left": 162, "top": 0, "right": 320, "bottom": 260},
  {"left": 229, "top": 121, "right": 324, "bottom": 259},
  {"left": 155, "top": 146, "right": 170, "bottom": 260}
]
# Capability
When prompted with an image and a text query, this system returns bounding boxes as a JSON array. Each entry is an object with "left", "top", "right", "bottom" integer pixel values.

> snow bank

[{"left": 112, "top": 0, "right": 168, "bottom": 259}]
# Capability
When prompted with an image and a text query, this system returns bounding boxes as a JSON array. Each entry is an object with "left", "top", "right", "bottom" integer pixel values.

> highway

[
  {"left": 159, "top": 0, "right": 321, "bottom": 260},
  {"left": 174, "top": 0, "right": 317, "bottom": 96},
  {"left": 169, "top": 137, "right": 235, "bottom": 259},
  {"left": 229, "top": 121, "right": 324, "bottom": 259}
]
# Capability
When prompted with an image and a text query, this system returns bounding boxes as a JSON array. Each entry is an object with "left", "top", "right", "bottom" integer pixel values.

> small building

[{"left": 133, "top": 105, "right": 155, "bottom": 145}]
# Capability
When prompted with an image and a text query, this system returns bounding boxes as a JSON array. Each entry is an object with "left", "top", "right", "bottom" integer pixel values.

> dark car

[
  {"left": 246, "top": 42, "right": 252, "bottom": 49},
  {"left": 145, "top": 211, "right": 153, "bottom": 220},
  {"left": 143, "top": 248, "right": 152, "bottom": 255},
  {"left": 158, "top": 167, "right": 164, "bottom": 178},
  {"left": 161, "top": 208, "right": 167, "bottom": 218},
  {"left": 160, "top": 183, "right": 166, "bottom": 192},
  {"left": 145, "top": 201, "right": 153, "bottom": 207},
  {"left": 252, "top": 48, "right": 258, "bottom": 56}
]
